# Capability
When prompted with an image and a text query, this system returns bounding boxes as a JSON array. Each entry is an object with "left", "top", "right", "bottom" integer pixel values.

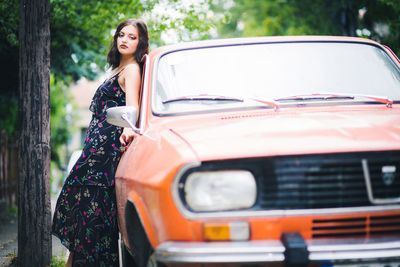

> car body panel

[
  {"left": 161, "top": 105, "right": 400, "bottom": 161},
  {"left": 112, "top": 36, "right": 400, "bottom": 265}
]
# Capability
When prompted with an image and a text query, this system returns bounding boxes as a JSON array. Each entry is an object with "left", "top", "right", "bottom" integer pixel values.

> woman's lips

[{"left": 120, "top": 44, "right": 128, "bottom": 49}]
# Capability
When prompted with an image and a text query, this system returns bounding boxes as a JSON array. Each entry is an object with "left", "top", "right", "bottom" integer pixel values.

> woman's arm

[
  {"left": 119, "top": 63, "right": 141, "bottom": 146},
  {"left": 123, "top": 63, "right": 141, "bottom": 110}
]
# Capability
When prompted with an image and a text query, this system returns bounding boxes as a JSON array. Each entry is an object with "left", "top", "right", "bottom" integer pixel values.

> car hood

[{"left": 166, "top": 106, "right": 400, "bottom": 161}]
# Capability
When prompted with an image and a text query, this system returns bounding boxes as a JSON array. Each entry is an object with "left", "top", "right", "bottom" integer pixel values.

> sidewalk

[
  {"left": 0, "top": 203, "right": 17, "bottom": 267},
  {"left": 0, "top": 197, "right": 68, "bottom": 267}
]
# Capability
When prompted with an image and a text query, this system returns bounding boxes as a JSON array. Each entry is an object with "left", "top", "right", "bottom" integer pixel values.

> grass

[
  {"left": 3, "top": 252, "right": 17, "bottom": 266},
  {"left": 8, "top": 205, "right": 17, "bottom": 216},
  {"left": 50, "top": 255, "right": 66, "bottom": 267},
  {"left": 2, "top": 255, "right": 66, "bottom": 267}
]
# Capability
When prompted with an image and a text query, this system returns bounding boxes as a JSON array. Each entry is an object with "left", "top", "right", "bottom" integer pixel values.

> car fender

[{"left": 125, "top": 190, "right": 159, "bottom": 249}]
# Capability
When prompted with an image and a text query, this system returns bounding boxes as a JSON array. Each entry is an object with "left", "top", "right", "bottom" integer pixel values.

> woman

[{"left": 52, "top": 19, "right": 149, "bottom": 267}]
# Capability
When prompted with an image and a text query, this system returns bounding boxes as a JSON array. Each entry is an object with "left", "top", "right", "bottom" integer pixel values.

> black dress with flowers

[{"left": 52, "top": 73, "right": 126, "bottom": 267}]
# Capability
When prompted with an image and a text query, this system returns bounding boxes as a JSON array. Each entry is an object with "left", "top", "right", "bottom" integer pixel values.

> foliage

[
  {"left": 0, "top": 96, "right": 18, "bottom": 136},
  {"left": 0, "top": 0, "right": 218, "bottom": 175},
  {"left": 0, "top": 0, "right": 19, "bottom": 136},
  {"left": 213, "top": 0, "right": 400, "bottom": 55},
  {"left": 50, "top": 256, "right": 66, "bottom": 267},
  {"left": 4, "top": 252, "right": 17, "bottom": 266},
  {"left": 1, "top": 0, "right": 398, "bottom": 170},
  {"left": 365, "top": 0, "right": 398, "bottom": 52},
  {"left": 8, "top": 204, "right": 17, "bottom": 215},
  {"left": 50, "top": 74, "right": 76, "bottom": 167},
  {"left": 142, "top": 0, "right": 219, "bottom": 46},
  {"left": 0, "top": 0, "right": 18, "bottom": 49},
  {"left": 50, "top": 0, "right": 219, "bottom": 79},
  {"left": 50, "top": 0, "right": 144, "bottom": 80},
  {"left": 47, "top": 0, "right": 218, "bottom": 171}
]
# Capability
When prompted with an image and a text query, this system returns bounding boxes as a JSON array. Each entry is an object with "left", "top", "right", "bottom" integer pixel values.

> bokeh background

[{"left": 1, "top": 0, "right": 399, "bottom": 206}]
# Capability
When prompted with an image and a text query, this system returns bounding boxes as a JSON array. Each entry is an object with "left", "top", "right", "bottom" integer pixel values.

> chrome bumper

[{"left": 155, "top": 238, "right": 400, "bottom": 263}]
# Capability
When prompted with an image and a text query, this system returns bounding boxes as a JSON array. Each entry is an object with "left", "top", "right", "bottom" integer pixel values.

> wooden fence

[{"left": 0, "top": 131, "right": 17, "bottom": 207}]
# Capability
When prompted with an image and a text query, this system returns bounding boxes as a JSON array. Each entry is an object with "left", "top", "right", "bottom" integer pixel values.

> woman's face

[{"left": 117, "top": 24, "right": 139, "bottom": 58}]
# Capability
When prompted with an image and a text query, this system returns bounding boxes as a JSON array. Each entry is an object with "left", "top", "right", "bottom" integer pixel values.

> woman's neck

[{"left": 119, "top": 56, "right": 136, "bottom": 69}]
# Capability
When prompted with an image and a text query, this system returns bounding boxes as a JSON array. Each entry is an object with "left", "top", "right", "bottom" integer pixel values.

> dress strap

[{"left": 107, "top": 67, "right": 125, "bottom": 82}]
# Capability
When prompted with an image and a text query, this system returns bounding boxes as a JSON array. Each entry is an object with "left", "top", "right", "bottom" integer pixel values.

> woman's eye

[{"left": 118, "top": 32, "right": 124, "bottom": 37}]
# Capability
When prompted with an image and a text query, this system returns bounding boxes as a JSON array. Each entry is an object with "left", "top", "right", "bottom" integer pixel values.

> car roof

[{"left": 149, "top": 35, "right": 383, "bottom": 56}]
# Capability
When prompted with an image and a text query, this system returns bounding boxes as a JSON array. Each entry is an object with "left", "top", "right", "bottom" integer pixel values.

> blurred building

[{"left": 69, "top": 76, "right": 105, "bottom": 151}]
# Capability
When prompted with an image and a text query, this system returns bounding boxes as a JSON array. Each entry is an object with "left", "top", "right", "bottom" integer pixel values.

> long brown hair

[{"left": 107, "top": 19, "right": 149, "bottom": 70}]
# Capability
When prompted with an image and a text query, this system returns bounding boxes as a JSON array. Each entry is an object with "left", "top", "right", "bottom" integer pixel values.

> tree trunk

[{"left": 18, "top": 0, "right": 51, "bottom": 265}]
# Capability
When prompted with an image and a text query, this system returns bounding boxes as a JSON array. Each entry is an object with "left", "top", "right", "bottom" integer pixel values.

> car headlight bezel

[{"left": 175, "top": 163, "right": 259, "bottom": 213}]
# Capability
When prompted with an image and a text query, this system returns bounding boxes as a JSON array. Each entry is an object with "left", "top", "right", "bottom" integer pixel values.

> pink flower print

[
  {"left": 113, "top": 86, "right": 117, "bottom": 91},
  {"left": 104, "top": 172, "right": 108, "bottom": 177},
  {"left": 95, "top": 208, "right": 101, "bottom": 216},
  {"left": 98, "top": 122, "right": 103, "bottom": 128},
  {"left": 89, "top": 147, "right": 96, "bottom": 153}
]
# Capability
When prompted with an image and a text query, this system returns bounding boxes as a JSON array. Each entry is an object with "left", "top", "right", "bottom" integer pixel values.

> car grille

[
  {"left": 259, "top": 152, "right": 400, "bottom": 210},
  {"left": 312, "top": 213, "right": 400, "bottom": 238}
]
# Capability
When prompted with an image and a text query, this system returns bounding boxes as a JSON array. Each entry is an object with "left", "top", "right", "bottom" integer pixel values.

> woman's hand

[{"left": 119, "top": 128, "right": 139, "bottom": 147}]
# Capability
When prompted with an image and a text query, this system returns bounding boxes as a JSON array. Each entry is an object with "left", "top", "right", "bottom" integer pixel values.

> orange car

[{"left": 106, "top": 36, "right": 400, "bottom": 267}]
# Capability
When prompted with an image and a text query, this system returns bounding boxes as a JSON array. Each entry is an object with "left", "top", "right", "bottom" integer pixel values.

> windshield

[{"left": 153, "top": 41, "right": 400, "bottom": 114}]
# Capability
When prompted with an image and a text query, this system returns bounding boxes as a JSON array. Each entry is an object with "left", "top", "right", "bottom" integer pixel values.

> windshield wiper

[
  {"left": 275, "top": 92, "right": 393, "bottom": 108},
  {"left": 163, "top": 94, "right": 280, "bottom": 110},
  {"left": 162, "top": 94, "right": 244, "bottom": 104}
]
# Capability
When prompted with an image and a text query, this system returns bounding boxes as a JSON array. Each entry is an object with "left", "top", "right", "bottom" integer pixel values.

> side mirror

[{"left": 106, "top": 106, "right": 139, "bottom": 132}]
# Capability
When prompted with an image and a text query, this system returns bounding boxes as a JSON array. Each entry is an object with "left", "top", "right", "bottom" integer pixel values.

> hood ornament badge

[
  {"left": 362, "top": 159, "right": 400, "bottom": 205},
  {"left": 382, "top": 166, "right": 396, "bottom": 186}
]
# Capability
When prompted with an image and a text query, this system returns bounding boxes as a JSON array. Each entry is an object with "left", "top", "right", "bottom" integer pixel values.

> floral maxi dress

[{"left": 52, "top": 73, "right": 126, "bottom": 267}]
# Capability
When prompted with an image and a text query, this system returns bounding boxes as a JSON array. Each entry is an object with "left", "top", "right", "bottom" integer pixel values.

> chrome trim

[
  {"left": 174, "top": 169, "right": 400, "bottom": 218},
  {"left": 172, "top": 163, "right": 400, "bottom": 219},
  {"left": 362, "top": 159, "right": 400, "bottom": 204},
  {"left": 177, "top": 204, "right": 400, "bottom": 219},
  {"left": 155, "top": 241, "right": 285, "bottom": 263},
  {"left": 171, "top": 162, "right": 201, "bottom": 216},
  {"left": 150, "top": 53, "right": 161, "bottom": 116},
  {"left": 139, "top": 54, "right": 150, "bottom": 135},
  {"left": 155, "top": 238, "right": 400, "bottom": 263},
  {"left": 308, "top": 238, "right": 400, "bottom": 261}
]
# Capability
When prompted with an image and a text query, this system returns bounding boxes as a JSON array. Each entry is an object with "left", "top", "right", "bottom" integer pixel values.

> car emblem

[{"left": 381, "top": 166, "right": 396, "bottom": 186}]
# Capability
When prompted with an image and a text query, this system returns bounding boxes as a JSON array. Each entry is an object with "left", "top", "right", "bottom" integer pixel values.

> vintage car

[{"left": 106, "top": 36, "right": 400, "bottom": 267}]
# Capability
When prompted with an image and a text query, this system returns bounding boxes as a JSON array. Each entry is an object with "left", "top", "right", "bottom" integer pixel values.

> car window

[{"left": 153, "top": 42, "right": 400, "bottom": 114}]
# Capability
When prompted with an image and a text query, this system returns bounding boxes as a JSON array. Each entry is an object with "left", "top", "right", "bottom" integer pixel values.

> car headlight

[{"left": 184, "top": 170, "right": 257, "bottom": 211}]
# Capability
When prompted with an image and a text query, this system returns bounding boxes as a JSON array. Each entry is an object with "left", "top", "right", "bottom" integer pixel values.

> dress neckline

[{"left": 105, "top": 68, "right": 125, "bottom": 84}]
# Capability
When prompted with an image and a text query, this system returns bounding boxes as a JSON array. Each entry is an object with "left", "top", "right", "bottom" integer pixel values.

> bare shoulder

[{"left": 123, "top": 63, "right": 140, "bottom": 78}]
